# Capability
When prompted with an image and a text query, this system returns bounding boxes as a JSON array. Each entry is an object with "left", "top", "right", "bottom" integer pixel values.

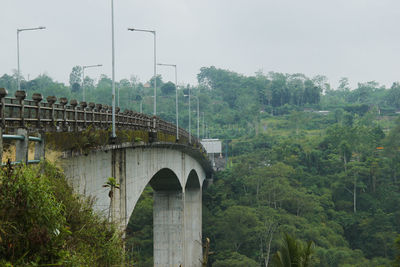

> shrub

[{"left": 0, "top": 161, "right": 125, "bottom": 266}]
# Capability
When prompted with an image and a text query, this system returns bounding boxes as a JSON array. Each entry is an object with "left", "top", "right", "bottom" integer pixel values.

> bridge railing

[{"left": 0, "top": 88, "right": 201, "bottom": 148}]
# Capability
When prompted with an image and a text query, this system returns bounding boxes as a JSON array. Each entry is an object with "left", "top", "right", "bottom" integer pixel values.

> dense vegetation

[
  {"left": 2, "top": 66, "right": 400, "bottom": 266},
  {"left": 0, "top": 161, "right": 124, "bottom": 266},
  {"left": 204, "top": 116, "right": 400, "bottom": 266}
]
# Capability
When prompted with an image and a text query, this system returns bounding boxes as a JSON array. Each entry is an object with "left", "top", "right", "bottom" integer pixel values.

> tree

[
  {"left": 387, "top": 83, "right": 400, "bottom": 109},
  {"left": 69, "top": 66, "right": 82, "bottom": 92},
  {"left": 213, "top": 252, "right": 259, "bottom": 267},
  {"left": 103, "top": 177, "right": 120, "bottom": 220},
  {"left": 395, "top": 235, "right": 400, "bottom": 266},
  {"left": 216, "top": 206, "right": 260, "bottom": 252},
  {"left": 0, "top": 74, "right": 17, "bottom": 92},
  {"left": 338, "top": 77, "right": 349, "bottom": 90},
  {"left": 161, "top": 81, "right": 175, "bottom": 95},
  {"left": 339, "top": 141, "right": 352, "bottom": 171},
  {"left": 149, "top": 75, "right": 163, "bottom": 88},
  {"left": 271, "top": 233, "right": 313, "bottom": 267}
]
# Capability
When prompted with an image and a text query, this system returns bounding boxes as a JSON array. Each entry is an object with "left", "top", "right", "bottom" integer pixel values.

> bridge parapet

[{"left": 0, "top": 88, "right": 199, "bottom": 146}]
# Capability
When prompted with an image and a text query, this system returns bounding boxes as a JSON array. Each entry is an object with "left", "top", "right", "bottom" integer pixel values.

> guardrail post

[
  {"left": 115, "top": 107, "right": 120, "bottom": 129},
  {"left": 70, "top": 99, "right": 78, "bottom": 131},
  {"left": 103, "top": 104, "right": 109, "bottom": 128},
  {"left": 95, "top": 104, "right": 102, "bottom": 129},
  {"left": 59, "top": 97, "right": 68, "bottom": 130},
  {"left": 47, "top": 96, "right": 57, "bottom": 129},
  {"left": 32, "top": 93, "right": 43, "bottom": 129},
  {"left": 34, "top": 132, "right": 45, "bottom": 161},
  {"left": 149, "top": 116, "right": 158, "bottom": 143},
  {"left": 80, "top": 102, "right": 87, "bottom": 127},
  {"left": 88, "top": 102, "right": 95, "bottom": 125},
  {"left": 15, "top": 128, "right": 28, "bottom": 164},
  {"left": 15, "top": 90, "right": 26, "bottom": 127}
]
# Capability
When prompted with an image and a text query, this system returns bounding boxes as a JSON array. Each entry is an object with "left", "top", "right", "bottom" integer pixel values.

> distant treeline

[{"left": 1, "top": 66, "right": 400, "bottom": 138}]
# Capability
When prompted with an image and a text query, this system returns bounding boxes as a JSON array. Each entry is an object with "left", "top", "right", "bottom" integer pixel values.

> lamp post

[
  {"left": 193, "top": 96, "right": 200, "bottom": 138},
  {"left": 127, "top": 28, "right": 157, "bottom": 116},
  {"left": 17, "top": 26, "right": 46, "bottom": 91},
  {"left": 82, "top": 64, "right": 102, "bottom": 102},
  {"left": 157, "top": 63, "right": 179, "bottom": 140},
  {"left": 202, "top": 112, "right": 205, "bottom": 139},
  {"left": 110, "top": 0, "right": 116, "bottom": 138},
  {"left": 184, "top": 86, "right": 191, "bottom": 143}
]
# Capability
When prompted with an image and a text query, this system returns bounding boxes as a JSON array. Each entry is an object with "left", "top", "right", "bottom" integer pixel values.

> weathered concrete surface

[
  {"left": 16, "top": 128, "right": 28, "bottom": 163},
  {"left": 34, "top": 133, "right": 45, "bottom": 161},
  {"left": 61, "top": 143, "right": 209, "bottom": 266},
  {"left": 184, "top": 187, "right": 202, "bottom": 266},
  {"left": 154, "top": 190, "right": 184, "bottom": 266}
]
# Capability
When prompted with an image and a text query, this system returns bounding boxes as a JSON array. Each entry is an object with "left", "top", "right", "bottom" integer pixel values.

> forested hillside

[{"left": 1, "top": 67, "right": 400, "bottom": 266}]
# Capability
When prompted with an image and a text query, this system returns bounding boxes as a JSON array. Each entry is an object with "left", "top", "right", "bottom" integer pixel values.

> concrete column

[
  {"left": 184, "top": 187, "right": 203, "bottom": 267},
  {"left": 111, "top": 148, "right": 127, "bottom": 231},
  {"left": 34, "top": 133, "right": 45, "bottom": 161},
  {"left": 153, "top": 190, "right": 184, "bottom": 267},
  {"left": 15, "top": 128, "right": 28, "bottom": 164}
]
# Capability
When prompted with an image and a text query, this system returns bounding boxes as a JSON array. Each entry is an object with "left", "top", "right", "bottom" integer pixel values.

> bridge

[{"left": 0, "top": 88, "right": 213, "bottom": 267}]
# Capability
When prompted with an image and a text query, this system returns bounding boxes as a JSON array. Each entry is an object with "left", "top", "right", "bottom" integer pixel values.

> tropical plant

[
  {"left": 103, "top": 177, "right": 120, "bottom": 220},
  {"left": 271, "top": 233, "right": 313, "bottom": 267}
]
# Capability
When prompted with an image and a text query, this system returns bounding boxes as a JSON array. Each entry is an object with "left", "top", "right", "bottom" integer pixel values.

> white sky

[{"left": 1, "top": 0, "right": 400, "bottom": 88}]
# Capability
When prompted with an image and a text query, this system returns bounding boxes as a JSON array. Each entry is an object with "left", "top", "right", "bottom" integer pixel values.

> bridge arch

[
  {"left": 149, "top": 168, "right": 182, "bottom": 191},
  {"left": 185, "top": 169, "right": 201, "bottom": 189},
  {"left": 61, "top": 144, "right": 210, "bottom": 266}
]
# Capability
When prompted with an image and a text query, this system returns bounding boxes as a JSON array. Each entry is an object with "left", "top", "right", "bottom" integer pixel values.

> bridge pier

[
  {"left": 111, "top": 149, "right": 127, "bottom": 231},
  {"left": 184, "top": 187, "right": 202, "bottom": 266},
  {"left": 34, "top": 132, "right": 45, "bottom": 161},
  {"left": 154, "top": 190, "right": 184, "bottom": 266}
]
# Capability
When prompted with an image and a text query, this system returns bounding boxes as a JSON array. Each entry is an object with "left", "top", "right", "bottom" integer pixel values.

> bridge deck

[{"left": 0, "top": 88, "right": 197, "bottom": 142}]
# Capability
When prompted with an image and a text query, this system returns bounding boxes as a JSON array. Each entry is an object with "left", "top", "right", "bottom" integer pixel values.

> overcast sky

[{"left": 1, "top": 0, "right": 400, "bottom": 88}]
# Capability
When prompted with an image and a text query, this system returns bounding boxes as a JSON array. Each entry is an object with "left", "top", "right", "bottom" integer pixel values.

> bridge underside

[{"left": 61, "top": 144, "right": 207, "bottom": 267}]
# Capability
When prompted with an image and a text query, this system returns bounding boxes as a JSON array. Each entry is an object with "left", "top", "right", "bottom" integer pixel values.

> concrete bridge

[{"left": 0, "top": 88, "right": 213, "bottom": 266}]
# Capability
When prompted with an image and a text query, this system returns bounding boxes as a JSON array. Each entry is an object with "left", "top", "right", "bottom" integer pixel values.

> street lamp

[
  {"left": 82, "top": 64, "right": 102, "bottom": 102},
  {"left": 17, "top": 26, "right": 46, "bottom": 91},
  {"left": 184, "top": 86, "right": 191, "bottom": 143},
  {"left": 157, "top": 63, "right": 178, "bottom": 140},
  {"left": 110, "top": 0, "right": 116, "bottom": 138},
  {"left": 127, "top": 28, "right": 157, "bottom": 116},
  {"left": 202, "top": 112, "right": 205, "bottom": 139},
  {"left": 193, "top": 96, "right": 200, "bottom": 138}
]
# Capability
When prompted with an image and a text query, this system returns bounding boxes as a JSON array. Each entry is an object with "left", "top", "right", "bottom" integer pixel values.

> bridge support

[
  {"left": 111, "top": 149, "right": 127, "bottom": 231},
  {"left": 184, "top": 187, "right": 202, "bottom": 266},
  {"left": 154, "top": 190, "right": 184, "bottom": 266},
  {"left": 15, "top": 128, "right": 28, "bottom": 164},
  {"left": 184, "top": 170, "right": 203, "bottom": 266},
  {"left": 34, "top": 133, "right": 45, "bottom": 161}
]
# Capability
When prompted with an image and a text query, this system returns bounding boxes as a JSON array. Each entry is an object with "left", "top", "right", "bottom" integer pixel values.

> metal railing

[{"left": 1, "top": 132, "right": 43, "bottom": 165}]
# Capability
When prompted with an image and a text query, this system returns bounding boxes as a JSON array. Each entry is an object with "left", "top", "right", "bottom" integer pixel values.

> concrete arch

[
  {"left": 185, "top": 169, "right": 201, "bottom": 189},
  {"left": 149, "top": 168, "right": 182, "bottom": 191},
  {"left": 61, "top": 144, "right": 211, "bottom": 267}
]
